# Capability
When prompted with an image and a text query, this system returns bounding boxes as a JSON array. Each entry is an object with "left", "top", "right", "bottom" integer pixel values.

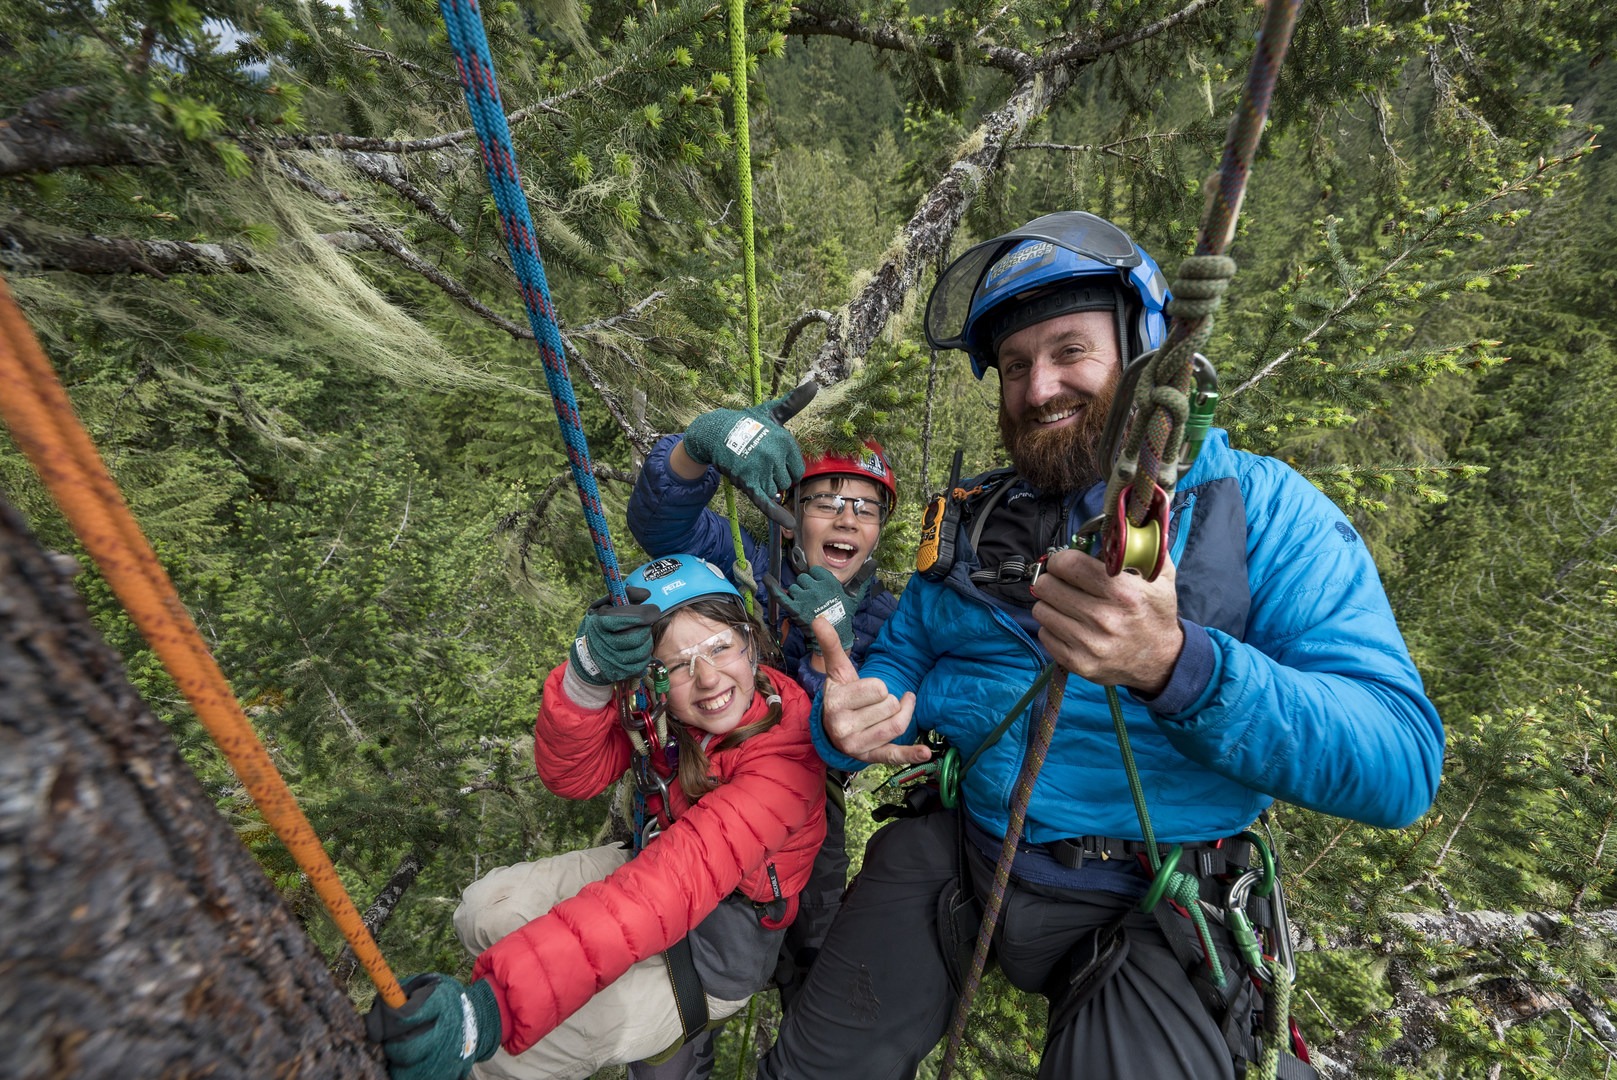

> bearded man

[{"left": 756, "top": 211, "right": 1444, "bottom": 1079}]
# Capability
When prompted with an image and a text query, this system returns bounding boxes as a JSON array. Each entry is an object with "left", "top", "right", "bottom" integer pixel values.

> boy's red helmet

[{"left": 799, "top": 442, "right": 898, "bottom": 510}]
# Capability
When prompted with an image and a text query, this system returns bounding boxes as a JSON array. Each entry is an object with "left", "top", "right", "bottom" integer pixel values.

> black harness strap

[{"left": 661, "top": 935, "right": 710, "bottom": 1044}]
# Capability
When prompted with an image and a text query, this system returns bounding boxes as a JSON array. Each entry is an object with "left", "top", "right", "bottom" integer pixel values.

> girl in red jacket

[{"left": 366, "top": 554, "right": 828, "bottom": 1080}]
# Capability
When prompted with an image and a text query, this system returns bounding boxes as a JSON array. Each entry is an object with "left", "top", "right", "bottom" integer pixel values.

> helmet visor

[{"left": 925, "top": 212, "right": 1143, "bottom": 353}]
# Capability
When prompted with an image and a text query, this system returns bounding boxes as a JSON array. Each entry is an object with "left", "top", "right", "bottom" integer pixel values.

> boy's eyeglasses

[
  {"left": 798, "top": 492, "right": 886, "bottom": 524},
  {"left": 654, "top": 626, "right": 754, "bottom": 686}
]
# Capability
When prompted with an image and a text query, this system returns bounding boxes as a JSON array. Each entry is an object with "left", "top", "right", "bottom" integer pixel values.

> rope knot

[
  {"left": 1165, "top": 255, "right": 1237, "bottom": 322},
  {"left": 1154, "top": 865, "right": 1228, "bottom": 990}
]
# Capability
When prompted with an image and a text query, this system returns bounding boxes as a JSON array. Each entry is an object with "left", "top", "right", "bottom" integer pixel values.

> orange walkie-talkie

[{"left": 916, "top": 449, "right": 964, "bottom": 576}]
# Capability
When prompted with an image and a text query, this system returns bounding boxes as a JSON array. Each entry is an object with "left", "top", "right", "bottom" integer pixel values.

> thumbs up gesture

[{"left": 812, "top": 616, "right": 931, "bottom": 767}]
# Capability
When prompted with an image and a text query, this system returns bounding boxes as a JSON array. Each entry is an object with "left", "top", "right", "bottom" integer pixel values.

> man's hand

[
  {"left": 1030, "top": 548, "right": 1184, "bottom": 695},
  {"left": 814, "top": 616, "right": 930, "bottom": 766},
  {"left": 679, "top": 382, "right": 817, "bottom": 529}
]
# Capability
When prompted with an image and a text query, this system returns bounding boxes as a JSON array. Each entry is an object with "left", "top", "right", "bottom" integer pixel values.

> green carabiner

[
  {"left": 937, "top": 746, "right": 961, "bottom": 809},
  {"left": 1180, "top": 353, "right": 1220, "bottom": 473},
  {"left": 1237, "top": 830, "right": 1277, "bottom": 897},
  {"left": 1138, "top": 843, "right": 1185, "bottom": 913}
]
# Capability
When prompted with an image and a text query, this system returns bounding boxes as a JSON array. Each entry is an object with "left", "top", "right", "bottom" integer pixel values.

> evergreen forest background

[{"left": 3, "top": 0, "right": 1617, "bottom": 1074}]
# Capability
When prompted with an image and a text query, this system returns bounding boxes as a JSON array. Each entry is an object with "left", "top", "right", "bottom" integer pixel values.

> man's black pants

[{"left": 758, "top": 810, "right": 1246, "bottom": 1080}]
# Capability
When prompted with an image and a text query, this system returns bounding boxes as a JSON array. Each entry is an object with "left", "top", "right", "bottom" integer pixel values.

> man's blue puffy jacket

[
  {"left": 628, "top": 434, "right": 898, "bottom": 696},
  {"left": 812, "top": 430, "right": 1444, "bottom": 842}
]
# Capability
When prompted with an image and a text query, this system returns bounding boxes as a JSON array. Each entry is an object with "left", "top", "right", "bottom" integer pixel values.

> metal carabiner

[
  {"left": 885, "top": 744, "right": 961, "bottom": 809},
  {"left": 1178, "top": 353, "right": 1220, "bottom": 480},
  {"left": 632, "top": 752, "right": 672, "bottom": 800},
  {"left": 1222, "top": 869, "right": 1271, "bottom": 980},
  {"left": 640, "top": 815, "right": 664, "bottom": 849},
  {"left": 1264, "top": 858, "right": 1298, "bottom": 986},
  {"left": 1223, "top": 868, "right": 1297, "bottom": 986}
]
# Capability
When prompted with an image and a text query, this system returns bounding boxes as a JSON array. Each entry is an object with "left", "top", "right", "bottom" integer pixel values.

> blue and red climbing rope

[{"left": 437, "top": 0, "right": 629, "bottom": 603}]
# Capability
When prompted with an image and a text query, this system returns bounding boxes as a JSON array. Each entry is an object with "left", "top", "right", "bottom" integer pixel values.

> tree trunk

[{"left": 0, "top": 494, "right": 386, "bottom": 1079}]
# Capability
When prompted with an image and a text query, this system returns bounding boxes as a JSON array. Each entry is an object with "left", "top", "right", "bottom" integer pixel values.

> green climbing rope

[
  {"left": 1107, "top": 686, "right": 1225, "bottom": 988},
  {"left": 720, "top": 0, "right": 766, "bottom": 614}
]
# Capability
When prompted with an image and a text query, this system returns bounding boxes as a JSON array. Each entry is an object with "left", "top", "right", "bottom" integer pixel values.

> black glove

[
  {"left": 569, "top": 585, "right": 661, "bottom": 686},
  {"left": 680, "top": 382, "right": 818, "bottom": 530},
  {"left": 364, "top": 974, "right": 501, "bottom": 1080}
]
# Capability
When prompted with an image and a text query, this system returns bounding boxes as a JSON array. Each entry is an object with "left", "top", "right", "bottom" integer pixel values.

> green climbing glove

[
  {"left": 680, "top": 382, "right": 818, "bottom": 530},
  {"left": 765, "top": 563, "right": 875, "bottom": 656},
  {"left": 569, "top": 585, "right": 661, "bottom": 686},
  {"left": 364, "top": 974, "right": 502, "bottom": 1080}
]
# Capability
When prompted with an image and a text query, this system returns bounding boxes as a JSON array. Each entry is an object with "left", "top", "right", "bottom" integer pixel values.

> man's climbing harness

[
  {"left": 0, "top": 275, "right": 410, "bottom": 1008},
  {"left": 934, "top": 1, "right": 1306, "bottom": 1077}
]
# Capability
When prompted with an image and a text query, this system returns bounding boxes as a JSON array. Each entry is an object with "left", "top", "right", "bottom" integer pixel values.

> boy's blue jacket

[
  {"left": 628, "top": 434, "right": 898, "bottom": 696},
  {"left": 813, "top": 430, "right": 1444, "bottom": 841}
]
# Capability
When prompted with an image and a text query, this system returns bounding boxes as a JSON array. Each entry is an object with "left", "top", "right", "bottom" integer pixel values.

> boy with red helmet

[
  {"left": 626, "top": 406, "right": 901, "bottom": 1079},
  {"left": 629, "top": 418, "right": 899, "bottom": 696}
]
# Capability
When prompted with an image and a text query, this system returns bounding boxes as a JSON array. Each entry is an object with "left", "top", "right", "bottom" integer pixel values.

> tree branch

[
  {"left": 278, "top": 158, "right": 539, "bottom": 340},
  {"left": 1306, "top": 907, "right": 1617, "bottom": 954},
  {"left": 335, "top": 151, "right": 470, "bottom": 239},
  {"left": 274, "top": 157, "right": 654, "bottom": 451},
  {"left": 1297, "top": 905, "right": 1617, "bottom": 1075},
  {"left": 343, "top": 42, "right": 461, "bottom": 87},
  {"left": 785, "top": 5, "right": 1029, "bottom": 75},
  {"left": 0, "top": 221, "right": 375, "bottom": 276},
  {"left": 808, "top": 64, "right": 1078, "bottom": 384},
  {"left": 264, "top": 47, "right": 669, "bottom": 155},
  {"left": 780, "top": 309, "right": 835, "bottom": 360},
  {"left": 1013, "top": 130, "right": 1203, "bottom": 165},
  {"left": 330, "top": 850, "right": 426, "bottom": 988},
  {"left": 0, "top": 88, "right": 168, "bottom": 178},
  {"left": 803, "top": 0, "right": 1222, "bottom": 385},
  {"left": 1037, "top": 0, "right": 1224, "bottom": 70},
  {"left": 572, "top": 290, "right": 668, "bottom": 334},
  {"left": 498, "top": 465, "right": 642, "bottom": 580}
]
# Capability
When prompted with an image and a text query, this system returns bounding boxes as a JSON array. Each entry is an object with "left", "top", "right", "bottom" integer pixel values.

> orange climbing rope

[{"left": 0, "top": 273, "right": 406, "bottom": 1009}]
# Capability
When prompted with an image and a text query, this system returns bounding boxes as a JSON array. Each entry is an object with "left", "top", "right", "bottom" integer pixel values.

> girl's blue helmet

[
  {"left": 626, "top": 554, "right": 742, "bottom": 618},
  {"left": 924, "top": 211, "right": 1170, "bottom": 378}
]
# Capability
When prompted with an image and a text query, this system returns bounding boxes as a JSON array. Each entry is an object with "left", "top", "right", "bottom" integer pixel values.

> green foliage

[{"left": 5, "top": 0, "right": 1617, "bottom": 1072}]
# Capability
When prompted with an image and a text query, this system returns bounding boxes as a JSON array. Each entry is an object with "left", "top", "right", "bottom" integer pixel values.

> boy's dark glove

[
  {"left": 765, "top": 563, "right": 875, "bottom": 655},
  {"left": 569, "top": 585, "right": 660, "bottom": 686},
  {"left": 680, "top": 382, "right": 817, "bottom": 530},
  {"left": 365, "top": 974, "right": 502, "bottom": 1080}
]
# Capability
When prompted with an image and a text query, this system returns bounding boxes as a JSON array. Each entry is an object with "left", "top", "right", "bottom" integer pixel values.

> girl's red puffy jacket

[{"left": 472, "top": 662, "right": 827, "bottom": 1056}]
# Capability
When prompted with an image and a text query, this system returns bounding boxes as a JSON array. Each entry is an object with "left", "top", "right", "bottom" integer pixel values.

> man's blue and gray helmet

[
  {"left": 924, "top": 211, "right": 1171, "bottom": 378},
  {"left": 626, "top": 553, "right": 743, "bottom": 619}
]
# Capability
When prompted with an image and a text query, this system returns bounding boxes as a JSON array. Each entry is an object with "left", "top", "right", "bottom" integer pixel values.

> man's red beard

[{"left": 998, "top": 370, "right": 1119, "bottom": 494}]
